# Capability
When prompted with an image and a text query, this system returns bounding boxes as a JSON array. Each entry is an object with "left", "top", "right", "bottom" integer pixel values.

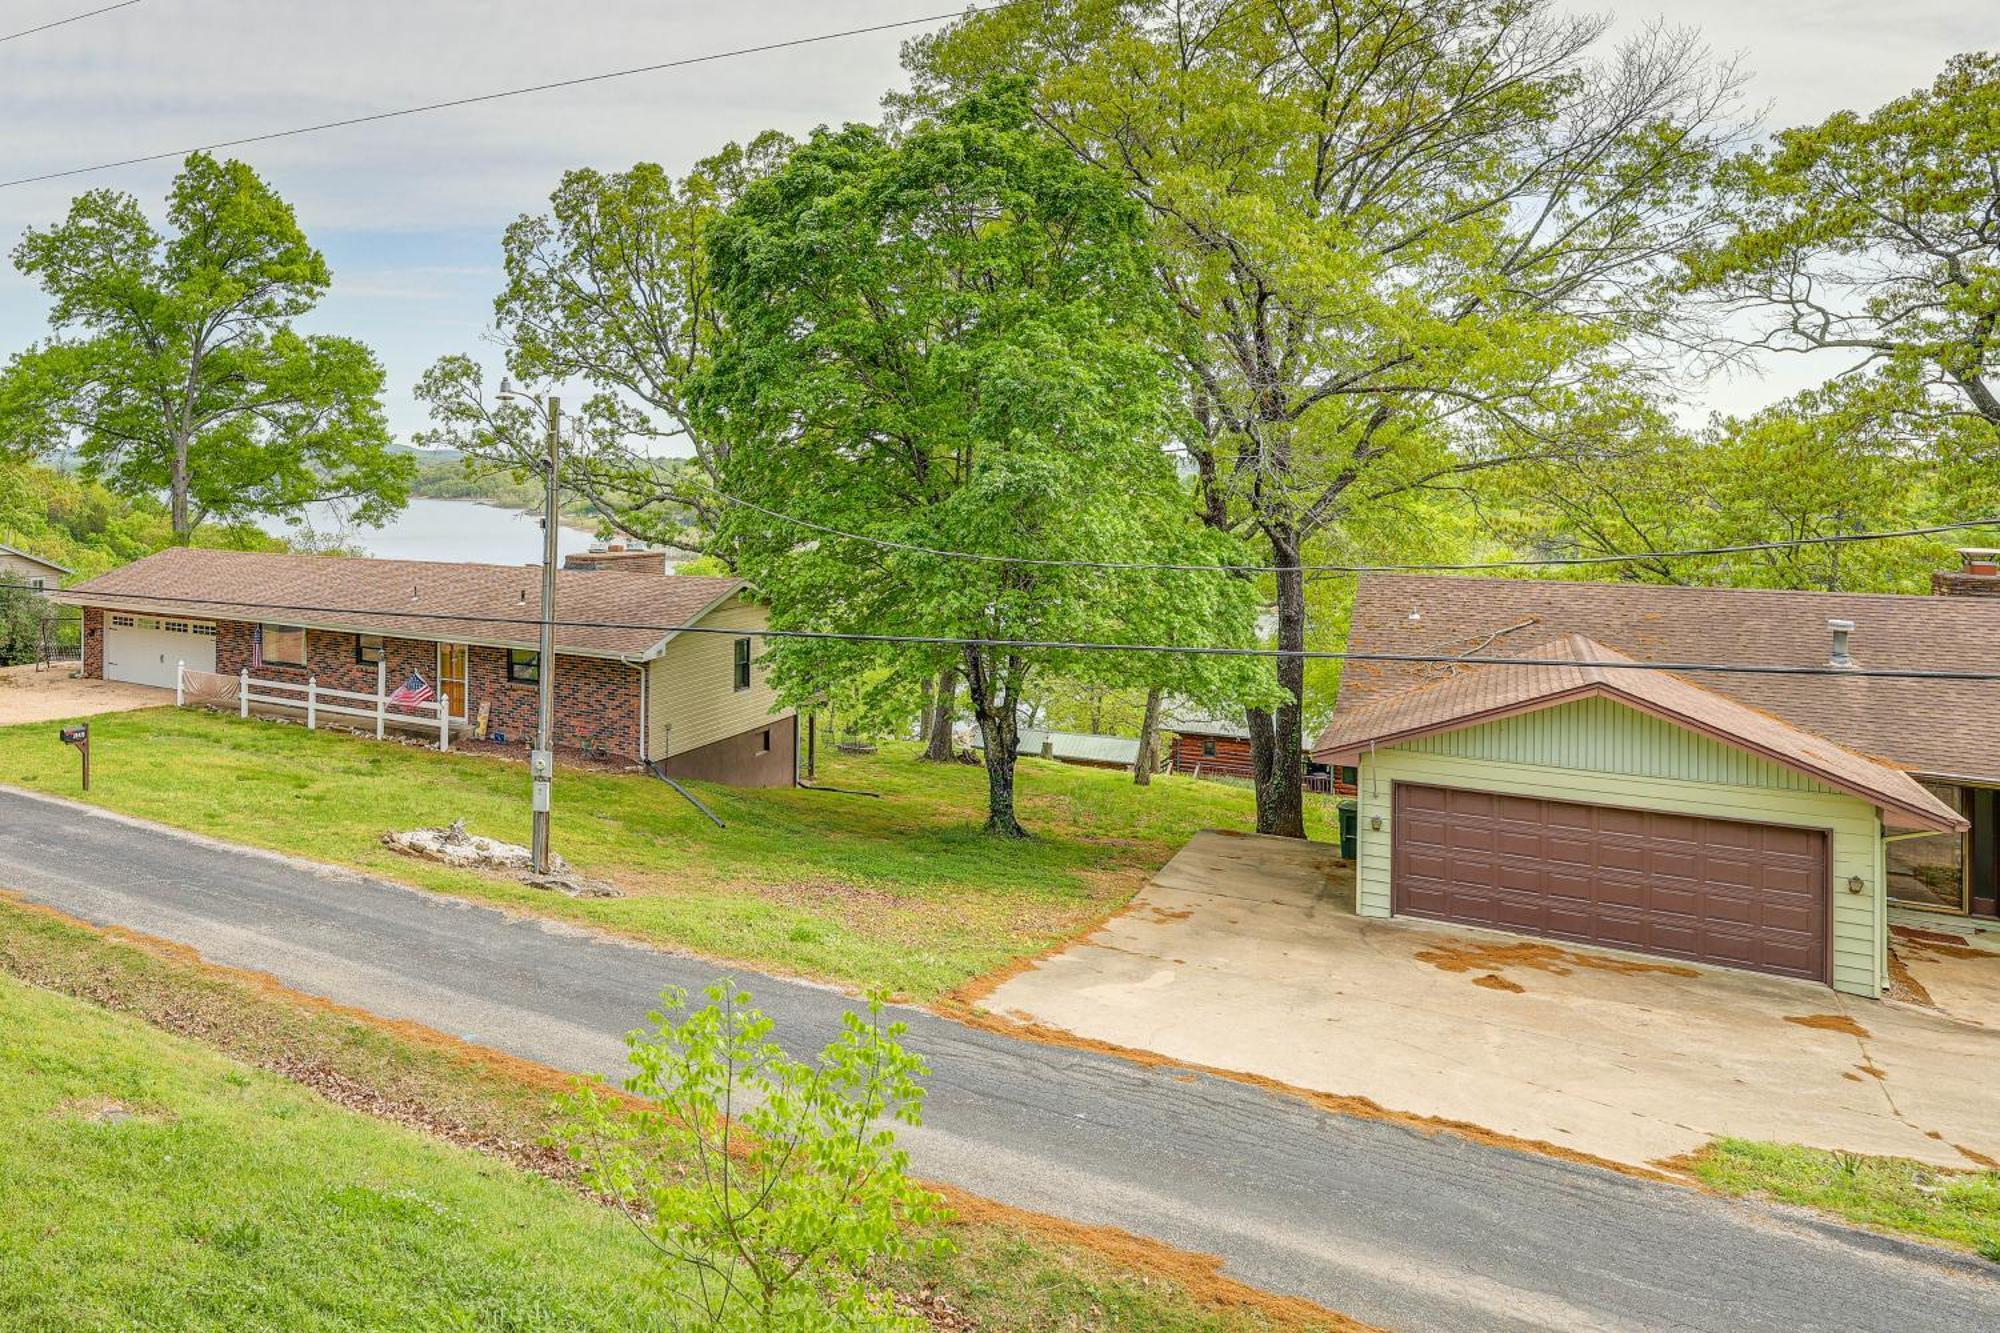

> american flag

[{"left": 387, "top": 672, "right": 435, "bottom": 707}]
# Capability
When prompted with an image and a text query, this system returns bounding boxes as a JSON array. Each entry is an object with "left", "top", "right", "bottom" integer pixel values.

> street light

[{"left": 496, "top": 377, "right": 560, "bottom": 875}]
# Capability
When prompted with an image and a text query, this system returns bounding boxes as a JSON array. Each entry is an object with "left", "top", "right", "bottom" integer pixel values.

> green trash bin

[{"left": 1336, "top": 799, "right": 1357, "bottom": 860}]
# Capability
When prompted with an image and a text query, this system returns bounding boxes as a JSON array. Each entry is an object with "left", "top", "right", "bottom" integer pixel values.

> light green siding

[{"left": 1352, "top": 697, "right": 1887, "bottom": 998}]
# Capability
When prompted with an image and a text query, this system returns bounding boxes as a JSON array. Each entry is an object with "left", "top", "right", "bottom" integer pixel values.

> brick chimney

[
  {"left": 1932, "top": 548, "right": 2000, "bottom": 598},
  {"left": 563, "top": 542, "right": 668, "bottom": 576}
]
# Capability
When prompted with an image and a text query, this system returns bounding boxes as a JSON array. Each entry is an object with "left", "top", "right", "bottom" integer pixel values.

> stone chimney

[
  {"left": 1931, "top": 548, "right": 2000, "bottom": 598},
  {"left": 563, "top": 542, "right": 668, "bottom": 576}
]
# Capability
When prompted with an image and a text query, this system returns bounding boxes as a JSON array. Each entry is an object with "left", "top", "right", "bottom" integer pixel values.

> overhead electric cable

[
  {"left": 61, "top": 588, "right": 2000, "bottom": 681},
  {"left": 0, "top": 4, "right": 1013, "bottom": 189},
  {"left": 718, "top": 492, "right": 2000, "bottom": 576},
  {"left": 0, "top": 0, "right": 139, "bottom": 45}
]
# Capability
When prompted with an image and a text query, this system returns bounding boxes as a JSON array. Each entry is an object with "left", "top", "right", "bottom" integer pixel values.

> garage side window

[{"left": 261, "top": 624, "right": 306, "bottom": 668}]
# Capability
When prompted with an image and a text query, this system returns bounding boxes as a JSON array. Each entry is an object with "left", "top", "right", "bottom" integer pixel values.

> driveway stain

[
  {"left": 1785, "top": 1013, "right": 1872, "bottom": 1039},
  {"left": 1414, "top": 938, "right": 1701, "bottom": 982}
]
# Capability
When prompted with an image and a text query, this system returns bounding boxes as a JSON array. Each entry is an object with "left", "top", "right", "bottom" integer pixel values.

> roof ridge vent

[{"left": 1827, "top": 618, "right": 1856, "bottom": 670}]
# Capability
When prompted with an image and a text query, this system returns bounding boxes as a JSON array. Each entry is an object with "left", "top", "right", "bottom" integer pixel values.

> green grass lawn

[
  {"left": 0, "top": 972, "right": 681, "bottom": 1332},
  {"left": 1685, "top": 1139, "right": 2000, "bottom": 1262},
  {"left": 0, "top": 707, "right": 1335, "bottom": 1000},
  {"left": 0, "top": 897, "right": 1343, "bottom": 1331}
]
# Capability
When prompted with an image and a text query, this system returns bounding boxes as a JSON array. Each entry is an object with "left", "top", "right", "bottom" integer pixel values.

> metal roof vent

[{"left": 1827, "top": 618, "right": 1856, "bottom": 670}]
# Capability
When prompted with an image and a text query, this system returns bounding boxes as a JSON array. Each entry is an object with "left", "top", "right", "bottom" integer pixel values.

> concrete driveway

[
  {"left": 979, "top": 830, "right": 2000, "bottom": 1172},
  {"left": 0, "top": 664, "right": 171, "bottom": 727}
]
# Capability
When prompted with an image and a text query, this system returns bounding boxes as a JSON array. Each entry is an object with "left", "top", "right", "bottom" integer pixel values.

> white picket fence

[{"left": 176, "top": 659, "right": 450, "bottom": 751}]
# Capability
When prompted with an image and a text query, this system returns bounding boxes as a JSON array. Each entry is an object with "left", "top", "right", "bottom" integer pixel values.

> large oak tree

[
  {"left": 0, "top": 153, "right": 407, "bottom": 539},
  {"left": 906, "top": 0, "right": 1741, "bottom": 836}
]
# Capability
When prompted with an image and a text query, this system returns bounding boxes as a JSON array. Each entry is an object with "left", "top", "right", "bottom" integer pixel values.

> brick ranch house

[
  {"left": 1314, "top": 551, "right": 2000, "bottom": 998},
  {"left": 55, "top": 546, "right": 796, "bottom": 786}
]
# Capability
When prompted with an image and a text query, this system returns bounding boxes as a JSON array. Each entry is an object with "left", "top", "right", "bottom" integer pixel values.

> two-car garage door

[
  {"left": 1391, "top": 784, "right": 1828, "bottom": 982},
  {"left": 104, "top": 614, "right": 217, "bottom": 689}
]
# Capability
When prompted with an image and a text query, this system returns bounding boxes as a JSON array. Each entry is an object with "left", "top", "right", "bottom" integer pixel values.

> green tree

[
  {"left": 414, "top": 137, "right": 794, "bottom": 554},
  {"left": 906, "top": 0, "right": 1741, "bottom": 837},
  {"left": 557, "top": 984, "right": 940, "bottom": 1331},
  {"left": 0, "top": 579, "right": 55, "bottom": 667},
  {"left": 0, "top": 154, "right": 409, "bottom": 540},
  {"left": 697, "top": 84, "right": 1267, "bottom": 836},
  {"left": 1490, "top": 382, "right": 2000, "bottom": 592},
  {"left": 1686, "top": 53, "right": 2000, "bottom": 450}
]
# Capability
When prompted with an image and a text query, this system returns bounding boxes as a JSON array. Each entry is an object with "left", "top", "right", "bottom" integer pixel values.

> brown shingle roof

[
  {"left": 54, "top": 547, "right": 745, "bottom": 660},
  {"left": 1334, "top": 573, "right": 2000, "bottom": 785},
  {"left": 1314, "top": 633, "right": 1964, "bottom": 831}
]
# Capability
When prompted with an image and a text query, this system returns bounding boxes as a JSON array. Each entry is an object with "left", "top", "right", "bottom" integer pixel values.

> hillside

[{"left": 0, "top": 460, "right": 284, "bottom": 581}]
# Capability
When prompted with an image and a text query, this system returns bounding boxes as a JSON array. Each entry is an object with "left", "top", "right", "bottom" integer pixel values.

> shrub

[{"left": 557, "top": 983, "right": 945, "bottom": 1331}]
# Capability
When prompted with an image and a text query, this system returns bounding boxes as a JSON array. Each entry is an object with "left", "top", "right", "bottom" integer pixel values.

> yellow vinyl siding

[
  {"left": 0, "top": 551, "right": 61, "bottom": 585},
  {"left": 1352, "top": 697, "right": 1886, "bottom": 997},
  {"left": 645, "top": 595, "right": 787, "bottom": 760}
]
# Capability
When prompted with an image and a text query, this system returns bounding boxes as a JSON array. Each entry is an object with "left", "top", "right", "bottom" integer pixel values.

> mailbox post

[{"left": 58, "top": 723, "right": 89, "bottom": 791}]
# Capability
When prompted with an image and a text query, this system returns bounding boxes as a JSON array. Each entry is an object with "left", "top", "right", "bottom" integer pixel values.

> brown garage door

[{"left": 1391, "top": 784, "right": 1828, "bottom": 982}]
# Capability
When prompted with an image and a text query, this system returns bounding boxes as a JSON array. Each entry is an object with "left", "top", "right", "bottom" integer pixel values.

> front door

[{"left": 436, "top": 643, "right": 468, "bottom": 720}]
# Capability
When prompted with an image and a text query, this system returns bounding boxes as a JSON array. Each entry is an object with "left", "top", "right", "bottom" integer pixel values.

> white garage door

[{"left": 104, "top": 614, "right": 217, "bottom": 689}]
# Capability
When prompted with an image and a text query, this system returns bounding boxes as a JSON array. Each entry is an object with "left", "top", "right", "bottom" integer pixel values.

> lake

[{"left": 260, "top": 497, "right": 600, "bottom": 565}]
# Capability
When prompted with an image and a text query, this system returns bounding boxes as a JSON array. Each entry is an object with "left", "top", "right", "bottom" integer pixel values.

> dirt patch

[
  {"left": 1414, "top": 938, "right": 1699, "bottom": 981},
  {"left": 1472, "top": 973, "right": 1524, "bottom": 993},
  {"left": 1886, "top": 947, "right": 1937, "bottom": 1008},
  {"left": 1785, "top": 1014, "right": 1871, "bottom": 1039},
  {"left": 0, "top": 664, "right": 168, "bottom": 726},
  {"left": 50, "top": 1094, "right": 173, "bottom": 1125},
  {"left": 1890, "top": 926, "right": 1987, "bottom": 961}
]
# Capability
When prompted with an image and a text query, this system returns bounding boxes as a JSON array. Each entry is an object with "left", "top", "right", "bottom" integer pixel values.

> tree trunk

[
  {"left": 922, "top": 668, "right": 958, "bottom": 763},
  {"left": 917, "top": 673, "right": 935, "bottom": 743},
  {"left": 963, "top": 650, "right": 1027, "bottom": 837},
  {"left": 1133, "top": 686, "right": 1162, "bottom": 786},
  {"left": 1250, "top": 530, "right": 1307, "bottom": 839},
  {"left": 170, "top": 433, "right": 192, "bottom": 540}
]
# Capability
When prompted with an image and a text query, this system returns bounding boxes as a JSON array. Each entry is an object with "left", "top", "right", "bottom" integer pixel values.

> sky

[{"left": 0, "top": 0, "right": 1986, "bottom": 447}]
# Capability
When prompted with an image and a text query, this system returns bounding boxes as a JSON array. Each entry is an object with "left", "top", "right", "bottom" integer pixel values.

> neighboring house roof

[
  {"left": 0, "top": 542, "right": 71, "bottom": 577},
  {"left": 974, "top": 727, "right": 1142, "bottom": 766},
  {"left": 1159, "top": 704, "right": 1251, "bottom": 740},
  {"left": 1337, "top": 573, "right": 2000, "bottom": 785},
  {"left": 1315, "top": 633, "right": 1964, "bottom": 833},
  {"left": 53, "top": 547, "right": 746, "bottom": 661}
]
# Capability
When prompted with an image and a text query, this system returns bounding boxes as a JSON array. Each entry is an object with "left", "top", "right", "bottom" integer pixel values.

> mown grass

[
  {"left": 0, "top": 707, "right": 1337, "bottom": 1000},
  {"left": 0, "top": 897, "right": 1342, "bottom": 1331},
  {"left": 0, "top": 973, "right": 680, "bottom": 1332},
  {"left": 1685, "top": 1138, "right": 2000, "bottom": 1262}
]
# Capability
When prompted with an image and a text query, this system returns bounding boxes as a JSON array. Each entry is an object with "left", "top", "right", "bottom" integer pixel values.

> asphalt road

[{"left": 2, "top": 786, "right": 1996, "bottom": 1332}]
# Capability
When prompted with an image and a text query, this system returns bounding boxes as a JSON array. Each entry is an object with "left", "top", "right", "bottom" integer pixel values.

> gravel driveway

[{"left": 0, "top": 664, "right": 171, "bottom": 726}]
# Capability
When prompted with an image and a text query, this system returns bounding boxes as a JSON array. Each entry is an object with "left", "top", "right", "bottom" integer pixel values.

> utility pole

[{"left": 499, "top": 380, "right": 560, "bottom": 874}]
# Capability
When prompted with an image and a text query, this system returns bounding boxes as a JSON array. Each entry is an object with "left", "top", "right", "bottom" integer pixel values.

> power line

[
  {"left": 60, "top": 587, "right": 2000, "bottom": 681},
  {"left": 0, "top": 4, "right": 1010, "bottom": 190},
  {"left": 718, "top": 491, "right": 2000, "bottom": 576},
  {"left": 0, "top": 0, "right": 138, "bottom": 45}
]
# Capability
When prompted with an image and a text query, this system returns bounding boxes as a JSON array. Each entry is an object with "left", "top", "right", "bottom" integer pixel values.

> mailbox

[{"left": 58, "top": 722, "right": 90, "bottom": 790}]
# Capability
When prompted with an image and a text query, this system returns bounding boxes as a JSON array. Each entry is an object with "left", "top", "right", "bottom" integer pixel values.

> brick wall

[
  {"left": 82, "top": 607, "right": 103, "bottom": 676},
  {"left": 199, "top": 617, "right": 643, "bottom": 759},
  {"left": 1932, "top": 571, "right": 2000, "bottom": 598},
  {"left": 465, "top": 644, "right": 642, "bottom": 757}
]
